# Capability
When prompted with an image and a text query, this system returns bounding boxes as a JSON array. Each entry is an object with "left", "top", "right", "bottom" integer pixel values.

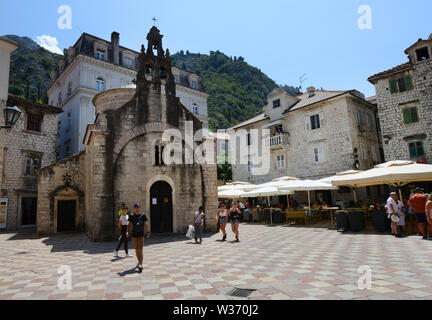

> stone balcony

[{"left": 265, "top": 134, "right": 289, "bottom": 149}]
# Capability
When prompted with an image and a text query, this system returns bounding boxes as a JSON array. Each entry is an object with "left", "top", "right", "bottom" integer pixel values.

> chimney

[
  {"left": 306, "top": 86, "right": 316, "bottom": 98},
  {"left": 111, "top": 32, "right": 120, "bottom": 65}
]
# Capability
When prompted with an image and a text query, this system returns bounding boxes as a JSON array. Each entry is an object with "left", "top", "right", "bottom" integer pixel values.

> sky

[{"left": 1, "top": 0, "right": 432, "bottom": 97}]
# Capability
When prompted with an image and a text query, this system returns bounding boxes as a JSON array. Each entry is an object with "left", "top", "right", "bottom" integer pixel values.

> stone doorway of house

[
  {"left": 57, "top": 200, "right": 77, "bottom": 233},
  {"left": 150, "top": 181, "right": 173, "bottom": 234},
  {"left": 21, "top": 197, "right": 37, "bottom": 227}
]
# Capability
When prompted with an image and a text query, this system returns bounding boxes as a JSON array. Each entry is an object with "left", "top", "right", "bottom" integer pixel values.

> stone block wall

[
  {"left": 36, "top": 153, "right": 85, "bottom": 235},
  {"left": 0, "top": 107, "right": 58, "bottom": 230}
]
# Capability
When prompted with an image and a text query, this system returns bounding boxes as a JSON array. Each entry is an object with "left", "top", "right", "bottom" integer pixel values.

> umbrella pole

[
  {"left": 268, "top": 196, "right": 272, "bottom": 225},
  {"left": 398, "top": 185, "right": 403, "bottom": 201},
  {"left": 353, "top": 188, "right": 357, "bottom": 204},
  {"left": 308, "top": 190, "right": 311, "bottom": 213}
]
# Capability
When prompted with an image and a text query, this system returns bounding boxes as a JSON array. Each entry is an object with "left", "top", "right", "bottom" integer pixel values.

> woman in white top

[
  {"left": 114, "top": 207, "right": 133, "bottom": 257},
  {"left": 217, "top": 203, "right": 228, "bottom": 241}
]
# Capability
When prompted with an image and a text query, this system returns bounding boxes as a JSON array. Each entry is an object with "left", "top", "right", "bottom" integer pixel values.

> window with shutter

[
  {"left": 389, "top": 79, "right": 398, "bottom": 94},
  {"left": 310, "top": 114, "right": 320, "bottom": 130},
  {"left": 405, "top": 75, "right": 414, "bottom": 91},
  {"left": 408, "top": 141, "right": 425, "bottom": 159},
  {"left": 403, "top": 107, "right": 419, "bottom": 124},
  {"left": 411, "top": 107, "right": 419, "bottom": 123},
  {"left": 403, "top": 108, "right": 412, "bottom": 124}
]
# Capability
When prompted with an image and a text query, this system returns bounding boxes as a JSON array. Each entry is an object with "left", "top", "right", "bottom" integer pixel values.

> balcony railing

[{"left": 265, "top": 134, "right": 289, "bottom": 148}]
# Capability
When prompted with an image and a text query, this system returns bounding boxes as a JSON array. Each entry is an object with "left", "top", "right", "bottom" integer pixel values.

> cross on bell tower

[{"left": 152, "top": 17, "right": 157, "bottom": 26}]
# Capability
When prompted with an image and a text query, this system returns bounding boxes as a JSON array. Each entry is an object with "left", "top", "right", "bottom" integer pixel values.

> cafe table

[{"left": 321, "top": 207, "right": 340, "bottom": 225}]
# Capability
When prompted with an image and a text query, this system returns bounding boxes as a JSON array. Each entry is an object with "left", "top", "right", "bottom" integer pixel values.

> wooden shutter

[
  {"left": 318, "top": 147, "right": 325, "bottom": 163},
  {"left": 408, "top": 142, "right": 417, "bottom": 159},
  {"left": 405, "top": 75, "right": 414, "bottom": 91},
  {"left": 411, "top": 107, "right": 419, "bottom": 123},
  {"left": 305, "top": 116, "right": 311, "bottom": 131},
  {"left": 403, "top": 108, "right": 412, "bottom": 124},
  {"left": 389, "top": 79, "right": 398, "bottom": 94},
  {"left": 319, "top": 111, "right": 324, "bottom": 127}
]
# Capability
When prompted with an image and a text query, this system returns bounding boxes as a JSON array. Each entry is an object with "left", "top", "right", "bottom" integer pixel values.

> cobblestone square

[{"left": 1, "top": 224, "right": 432, "bottom": 300}]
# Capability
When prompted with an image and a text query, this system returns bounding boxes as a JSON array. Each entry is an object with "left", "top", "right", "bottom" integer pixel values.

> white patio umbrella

[
  {"left": 278, "top": 180, "right": 338, "bottom": 212},
  {"left": 218, "top": 189, "right": 247, "bottom": 199},
  {"left": 317, "top": 170, "right": 363, "bottom": 203},
  {"left": 243, "top": 187, "right": 294, "bottom": 225},
  {"left": 332, "top": 160, "right": 432, "bottom": 200}
]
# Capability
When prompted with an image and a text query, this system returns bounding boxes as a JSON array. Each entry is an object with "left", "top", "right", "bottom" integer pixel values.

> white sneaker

[
  {"left": 113, "top": 251, "right": 119, "bottom": 257},
  {"left": 127, "top": 253, "right": 133, "bottom": 257}
]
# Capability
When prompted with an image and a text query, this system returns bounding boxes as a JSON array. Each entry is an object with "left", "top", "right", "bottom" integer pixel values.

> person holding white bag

[{"left": 192, "top": 206, "right": 205, "bottom": 244}]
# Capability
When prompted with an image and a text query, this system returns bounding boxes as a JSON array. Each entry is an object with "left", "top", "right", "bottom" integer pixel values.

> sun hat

[{"left": 391, "top": 215, "right": 400, "bottom": 223}]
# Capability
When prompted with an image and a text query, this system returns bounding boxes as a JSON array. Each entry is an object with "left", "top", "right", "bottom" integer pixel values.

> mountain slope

[
  {"left": 172, "top": 51, "right": 297, "bottom": 130},
  {"left": 4, "top": 35, "right": 62, "bottom": 103}
]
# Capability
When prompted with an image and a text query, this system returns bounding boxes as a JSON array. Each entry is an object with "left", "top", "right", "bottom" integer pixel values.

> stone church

[{"left": 36, "top": 27, "right": 218, "bottom": 241}]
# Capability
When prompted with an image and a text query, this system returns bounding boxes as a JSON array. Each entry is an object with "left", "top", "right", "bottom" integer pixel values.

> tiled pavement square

[{"left": 1, "top": 224, "right": 432, "bottom": 300}]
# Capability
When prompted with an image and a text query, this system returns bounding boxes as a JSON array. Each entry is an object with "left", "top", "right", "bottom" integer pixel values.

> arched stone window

[
  {"left": 160, "top": 146, "right": 165, "bottom": 165},
  {"left": 160, "top": 67, "right": 167, "bottom": 79},
  {"left": 96, "top": 77, "right": 105, "bottom": 92},
  {"left": 155, "top": 146, "right": 160, "bottom": 166}
]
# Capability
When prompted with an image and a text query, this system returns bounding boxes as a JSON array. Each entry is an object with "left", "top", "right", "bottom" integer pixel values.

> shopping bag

[{"left": 186, "top": 225, "right": 195, "bottom": 239}]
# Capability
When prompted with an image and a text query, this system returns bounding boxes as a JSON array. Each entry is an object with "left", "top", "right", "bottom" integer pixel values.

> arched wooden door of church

[{"left": 150, "top": 181, "right": 173, "bottom": 234}]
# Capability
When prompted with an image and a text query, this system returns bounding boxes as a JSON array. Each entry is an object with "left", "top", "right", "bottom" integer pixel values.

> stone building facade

[
  {"left": 0, "top": 95, "right": 61, "bottom": 230},
  {"left": 368, "top": 33, "right": 432, "bottom": 164},
  {"left": 228, "top": 86, "right": 383, "bottom": 206},
  {"left": 47, "top": 31, "right": 209, "bottom": 160},
  {"left": 37, "top": 27, "right": 218, "bottom": 241},
  {"left": 0, "top": 37, "right": 61, "bottom": 231}
]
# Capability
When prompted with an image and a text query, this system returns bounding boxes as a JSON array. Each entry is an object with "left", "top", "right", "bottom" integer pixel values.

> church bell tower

[{"left": 136, "top": 26, "right": 179, "bottom": 127}]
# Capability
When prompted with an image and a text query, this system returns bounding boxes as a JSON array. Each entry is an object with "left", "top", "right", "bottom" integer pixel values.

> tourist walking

[
  {"left": 229, "top": 203, "right": 241, "bottom": 242},
  {"left": 127, "top": 202, "right": 150, "bottom": 273},
  {"left": 408, "top": 188, "right": 429, "bottom": 239},
  {"left": 192, "top": 206, "right": 205, "bottom": 244},
  {"left": 387, "top": 192, "right": 403, "bottom": 237},
  {"left": 114, "top": 206, "right": 133, "bottom": 257},
  {"left": 217, "top": 204, "right": 228, "bottom": 241}
]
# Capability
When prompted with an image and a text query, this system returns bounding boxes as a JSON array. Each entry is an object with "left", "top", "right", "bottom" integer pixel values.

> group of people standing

[{"left": 387, "top": 187, "right": 432, "bottom": 239}]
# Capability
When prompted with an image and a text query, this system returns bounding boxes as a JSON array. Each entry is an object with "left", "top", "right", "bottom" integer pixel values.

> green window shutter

[
  {"left": 403, "top": 108, "right": 412, "bottom": 124},
  {"left": 417, "top": 141, "right": 425, "bottom": 157},
  {"left": 405, "top": 75, "right": 414, "bottom": 91},
  {"left": 389, "top": 79, "right": 398, "bottom": 94},
  {"left": 411, "top": 107, "right": 419, "bottom": 123},
  {"left": 409, "top": 142, "right": 417, "bottom": 158}
]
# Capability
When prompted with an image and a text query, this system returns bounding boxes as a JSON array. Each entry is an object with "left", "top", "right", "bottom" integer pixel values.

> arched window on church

[
  {"left": 155, "top": 146, "right": 160, "bottom": 166},
  {"left": 160, "top": 67, "right": 167, "bottom": 79},
  {"left": 145, "top": 65, "right": 152, "bottom": 76},
  {"left": 160, "top": 146, "right": 165, "bottom": 165}
]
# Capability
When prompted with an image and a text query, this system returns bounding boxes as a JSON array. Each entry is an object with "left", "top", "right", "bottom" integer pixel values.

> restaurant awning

[{"left": 332, "top": 160, "right": 432, "bottom": 188}]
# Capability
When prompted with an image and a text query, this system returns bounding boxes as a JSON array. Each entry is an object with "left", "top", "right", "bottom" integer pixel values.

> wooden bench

[{"left": 285, "top": 211, "right": 307, "bottom": 224}]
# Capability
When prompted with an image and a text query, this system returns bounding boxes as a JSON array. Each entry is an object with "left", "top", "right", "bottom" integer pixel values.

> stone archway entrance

[
  {"left": 150, "top": 181, "right": 173, "bottom": 234},
  {"left": 54, "top": 189, "right": 79, "bottom": 233}
]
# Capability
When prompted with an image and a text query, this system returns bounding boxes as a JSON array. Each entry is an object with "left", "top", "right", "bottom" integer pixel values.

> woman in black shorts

[{"left": 229, "top": 203, "right": 241, "bottom": 242}]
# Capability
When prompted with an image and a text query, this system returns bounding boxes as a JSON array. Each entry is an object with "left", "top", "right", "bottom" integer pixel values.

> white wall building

[
  {"left": 0, "top": 37, "right": 19, "bottom": 111},
  {"left": 47, "top": 31, "right": 209, "bottom": 160}
]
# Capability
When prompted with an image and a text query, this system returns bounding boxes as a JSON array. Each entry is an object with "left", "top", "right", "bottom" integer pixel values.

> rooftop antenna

[
  {"left": 152, "top": 17, "right": 158, "bottom": 27},
  {"left": 299, "top": 74, "right": 307, "bottom": 92}
]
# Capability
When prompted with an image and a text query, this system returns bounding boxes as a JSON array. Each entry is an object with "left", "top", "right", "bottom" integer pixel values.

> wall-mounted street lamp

[{"left": 1, "top": 106, "right": 22, "bottom": 129}]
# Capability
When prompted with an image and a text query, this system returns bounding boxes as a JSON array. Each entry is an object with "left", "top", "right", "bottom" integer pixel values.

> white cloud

[{"left": 36, "top": 35, "right": 63, "bottom": 55}]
